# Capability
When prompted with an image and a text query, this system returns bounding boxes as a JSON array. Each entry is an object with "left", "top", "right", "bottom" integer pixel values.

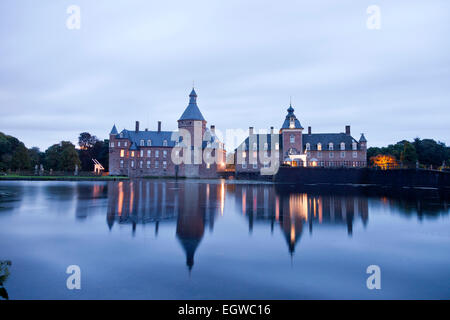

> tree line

[
  {"left": 367, "top": 138, "right": 450, "bottom": 169},
  {"left": 0, "top": 132, "right": 109, "bottom": 173}
]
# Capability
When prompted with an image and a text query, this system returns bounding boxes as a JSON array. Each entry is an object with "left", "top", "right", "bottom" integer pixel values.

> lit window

[
  {"left": 155, "top": 161, "right": 159, "bottom": 168},
  {"left": 120, "top": 150, "right": 125, "bottom": 157},
  {"left": 306, "top": 143, "right": 310, "bottom": 150},
  {"left": 290, "top": 135, "right": 295, "bottom": 143},
  {"left": 140, "top": 150, "right": 143, "bottom": 157},
  {"left": 340, "top": 142, "right": 345, "bottom": 150},
  {"left": 147, "top": 140, "right": 152, "bottom": 146},
  {"left": 253, "top": 151, "right": 257, "bottom": 159},
  {"left": 131, "top": 151, "right": 135, "bottom": 157},
  {"left": 163, "top": 150, "right": 167, "bottom": 158},
  {"left": 147, "top": 150, "right": 151, "bottom": 157},
  {"left": 317, "top": 143, "right": 322, "bottom": 151},
  {"left": 110, "top": 142, "right": 114, "bottom": 148},
  {"left": 120, "top": 160, "right": 124, "bottom": 168},
  {"left": 155, "top": 150, "right": 159, "bottom": 158},
  {"left": 242, "top": 151, "right": 247, "bottom": 158},
  {"left": 329, "top": 143, "right": 334, "bottom": 150},
  {"left": 206, "top": 163, "right": 210, "bottom": 169},
  {"left": 140, "top": 140, "right": 144, "bottom": 146},
  {"left": 341, "top": 151, "right": 345, "bottom": 158},
  {"left": 163, "top": 140, "right": 168, "bottom": 146},
  {"left": 147, "top": 160, "right": 151, "bottom": 168},
  {"left": 275, "top": 143, "right": 279, "bottom": 150},
  {"left": 163, "top": 161, "right": 167, "bottom": 169},
  {"left": 289, "top": 119, "right": 295, "bottom": 129}
]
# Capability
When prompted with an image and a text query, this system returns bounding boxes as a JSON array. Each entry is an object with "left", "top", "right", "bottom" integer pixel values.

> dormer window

[
  {"left": 317, "top": 143, "right": 322, "bottom": 151},
  {"left": 306, "top": 143, "right": 311, "bottom": 150},
  {"left": 289, "top": 118, "right": 295, "bottom": 129},
  {"left": 140, "top": 140, "right": 144, "bottom": 146},
  {"left": 163, "top": 140, "right": 168, "bottom": 146},
  {"left": 120, "top": 133, "right": 123, "bottom": 138},
  {"left": 352, "top": 142, "right": 357, "bottom": 150},
  {"left": 329, "top": 143, "right": 334, "bottom": 150},
  {"left": 340, "top": 142, "right": 345, "bottom": 150},
  {"left": 147, "top": 139, "right": 152, "bottom": 146}
]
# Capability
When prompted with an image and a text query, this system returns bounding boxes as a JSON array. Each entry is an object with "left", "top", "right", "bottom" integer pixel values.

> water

[{"left": 0, "top": 180, "right": 449, "bottom": 300}]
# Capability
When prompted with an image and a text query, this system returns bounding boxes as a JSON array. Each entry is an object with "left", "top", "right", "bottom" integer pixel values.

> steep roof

[
  {"left": 235, "top": 133, "right": 277, "bottom": 151},
  {"left": 110, "top": 124, "right": 118, "bottom": 135},
  {"left": 359, "top": 133, "right": 367, "bottom": 142},
  {"left": 281, "top": 104, "right": 303, "bottom": 129},
  {"left": 115, "top": 129, "right": 179, "bottom": 147},
  {"left": 179, "top": 88, "right": 205, "bottom": 121},
  {"left": 303, "top": 133, "right": 360, "bottom": 151}
]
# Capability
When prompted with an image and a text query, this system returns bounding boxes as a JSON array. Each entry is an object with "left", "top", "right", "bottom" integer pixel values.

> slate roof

[
  {"left": 179, "top": 88, "right": 205, "bottom": 121},
  {"left": 281, "top": 104, "right": 303, "bottom": 129},
  {"left": 110, "top": 124, "right": 118, "bottom": 135},
  {"left": 359, "top": 133, "right": 367, "bottom": 142},
  {"left": 115, "top": 129, "right": 179, "bottom": 147},
  {"left": 235, "top": 134, "right": 277, "bottom": 151},
  {"left": 303, "top": 133, "right": 360, "bottom": 151}
]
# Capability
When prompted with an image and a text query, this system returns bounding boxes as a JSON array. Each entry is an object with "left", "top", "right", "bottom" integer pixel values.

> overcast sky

[{"left": 0, "top": 0, "right": 449, "bottom": 151}]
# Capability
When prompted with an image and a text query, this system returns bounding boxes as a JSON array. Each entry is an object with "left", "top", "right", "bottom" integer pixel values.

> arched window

[
  {"left": 163, "top": 140, "right": 168, "bottom": 146},
  {"left": 329, "top": 143, "right": 334, "bottom": 150},
  {"left": 140, "top": 140, "right": 144, "bottom": 146},
  {"left": 317, "top": 143, "right": 322, "bottom": 151},
  {"left": 340, "top": 142, "right": 345, "bottom": 150},
  {"left": 290, "top": 134, "right": 295, "bottom": 143},
  {"left": 306, "top": 143, "right": 311, "bottom": 150},
  {"left": 147, "top": 139, "right": 152, "bottom": 146}
]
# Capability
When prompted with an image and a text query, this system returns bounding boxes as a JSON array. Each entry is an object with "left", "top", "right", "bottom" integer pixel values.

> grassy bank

[{"left": 0, "top": 174, "right": 129, "bottom": 181}]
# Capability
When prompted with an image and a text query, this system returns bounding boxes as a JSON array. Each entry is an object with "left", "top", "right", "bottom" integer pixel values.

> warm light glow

[
  {"left": 242, "top": 189, "right": 246, "bottom": 215},
  {"left": 220, "top": 181, "right": 225, "bottom": 215},
  {"left": 371, "top": 154, "right": 399, "bottom": 170},
  {"left": 117, "top": 182, "right": 123, "bottom": 216},
  {"left": 275, "top": 196, "right": 280, "bottom": 221}
]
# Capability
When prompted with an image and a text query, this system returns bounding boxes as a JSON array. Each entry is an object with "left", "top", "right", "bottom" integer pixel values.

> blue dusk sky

[{"left": 0, "top": 0, "right": 449, "bottom": 151}]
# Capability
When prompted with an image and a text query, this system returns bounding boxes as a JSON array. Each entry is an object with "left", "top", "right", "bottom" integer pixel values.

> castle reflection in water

[{"left": 106, "top": 180, "right": 368, "bottom": 270}]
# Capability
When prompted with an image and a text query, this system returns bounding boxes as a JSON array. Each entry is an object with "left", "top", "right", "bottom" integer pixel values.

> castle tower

[{"left": 280, "top": 103, "right": 304, "bottom": 165}]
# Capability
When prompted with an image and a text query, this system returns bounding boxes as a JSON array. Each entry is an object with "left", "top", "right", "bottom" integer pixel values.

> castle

[
  {"left": 235, "top": 103, "right": 367, "bottom": 173},
  {"left": 109, "top": 88, "right": 225, "bottom": 178}
]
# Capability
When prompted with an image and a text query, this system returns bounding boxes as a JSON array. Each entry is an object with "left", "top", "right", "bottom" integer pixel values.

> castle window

[
  {"left": 206, "top": 163, "right": 210, "bottom": 169},
  {"left": 290, "top": 135, "right": 295, "bottom": 143},
  {"left": 131, "top": 151, "right": 135, "bottom": 157},
  {"left": 120, "top": 160, "right": 124, "bottom": 168},
  {"left": 242, "top": 162, "right": 247, "bottom": 169},
  {"left": 275, "top": 143, "right": 279, "bottom": 150},
  {"left": 289, "top": 119, "right": 295, "bottom": 129},
  {"left": 163, "top": 161, "right": 167, "bottom": 169},
  {"left": 124, "top": 142, "right": 127, "bottom": 147},
  {"left": 352, "top": 142, "right": 357, "bottom": 150},
  {"left": 353, "top": 151, "right": 357, "bottom": 158},
  {"left": 329, "top": 152, "right": 334, "bottom": 158},
  {"left": 139, "top": 160, "right": 143, "bottom": 168},
  {"left": 318, "top": 152, "right": 322, "bottom": 158},
  {"left": 147, "top": 161, "right": 151, "bottom": 168},
  {"left": 155, "top": 150, "right": 159, "bottom": 158},
  {"left": 155, "top": 161, "right": 159, "bottom": 168},
  {"left": 163, "top": 150, "right": 167, "bottom": 158},
  {"left": 140, "top": 140, "right": 144, "bottom": 146},
  {"left": 147, "top": 139, "right": 152, "bottom": 146},
  {"left": 118, "top": 141, "right": 121, "bottom": 147},
  {"left": 163, "top": 140, "right": 168, "bottom": 146},
  {"left": 341, "top": 151, "right": 345, "bottom": 158},
  {"left": 306, "top": 143, "right": 311, "bottom": 150},
  {"left": 140, "top": 150, "right": 143, "bottom": 157},
  {"left": 110, "top": 142, "right": 114, "bottom": 148},
  {"left": 242, "top": 151, "right": 247, "bottom": 158},
  {"left": 329, "top": 143, "right": 334, "bottom": 150},
  {"left": 147, "top": 150, "right": 151, "bottom": 157},
  {"left": 120, "top": 133, "right": 123, "bottom": 138},
  {"left": 317, "top": 143, "right": 322, "bottom": 151},
  {"left": 131, "top": 160, "right": 135, "bottom": 168},
  {"left": 340, "top": 142, "right": 345, "bottom": 150},
  {"left": 120, "top": 150, "right": 125, "bottom": 157}
]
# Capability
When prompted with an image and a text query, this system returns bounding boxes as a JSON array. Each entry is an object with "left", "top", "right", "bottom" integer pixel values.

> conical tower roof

[{"left": 179, "top": 88, "right": 205, "bottom": 121}]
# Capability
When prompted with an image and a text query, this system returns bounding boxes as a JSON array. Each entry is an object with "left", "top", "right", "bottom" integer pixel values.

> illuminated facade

[{"left": 108, "top": 88, "right": 225, "bottom": 178}]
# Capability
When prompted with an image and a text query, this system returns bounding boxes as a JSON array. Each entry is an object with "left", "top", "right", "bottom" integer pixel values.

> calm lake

[{"left": 0, "top": 180, "right": 449, "bottom": 299}]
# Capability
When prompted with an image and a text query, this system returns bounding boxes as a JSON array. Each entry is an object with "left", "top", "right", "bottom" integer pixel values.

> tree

[
  {"left": 11, "top": 143, "right": 31, "bottom": 170},
  {"left": 44, "top": 141, "right": 81, "bottom": 171},
  {"left": 400, "top": 141, "right": 417, "bottom": 168},
  {"left": 78, "top": 132, "right": 98, "bottom": 150},
  {"left": 0, "top": 132, "right": 31, "bottom": 171},
  {"left": 28, "top": 147, "right": 44, "bottom": 168}
]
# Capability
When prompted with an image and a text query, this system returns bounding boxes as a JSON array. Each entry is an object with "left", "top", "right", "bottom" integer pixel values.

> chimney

[
  {"left": 249, "top": 126, "right": 254, "bottom": 135},
  {"left": 308, "top": 126, "right": 311, "bottom": 135},
  {"left": 210, "top": 125, "right": 215, "bottom": 134},
  {"left": 145, "top": 128, "right": 148, "bottom": 131},
  {"left": 135, "top": 121, "right": 139, "bottom": 132},
  {"left": 270, "top": 126, "right": 274, "bottom": 134},
  {"left": 345, "top": 125, "right": 351, "bottom": 135},
  {"left": 158, "top": 121, "right": 161, "bottom": 132}
]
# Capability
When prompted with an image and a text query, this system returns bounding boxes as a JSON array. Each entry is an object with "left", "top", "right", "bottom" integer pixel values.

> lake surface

[{"left": 0, "top": 180, "right": 449, "bottom": 299}]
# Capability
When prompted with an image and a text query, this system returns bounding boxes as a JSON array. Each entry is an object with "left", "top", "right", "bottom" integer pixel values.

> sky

[{"left": 0, "top": 0, "right": 449, "bottom": 151}]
